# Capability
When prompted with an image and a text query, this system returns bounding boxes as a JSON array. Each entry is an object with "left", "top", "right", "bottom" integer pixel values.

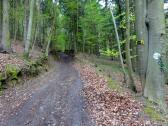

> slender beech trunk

[
  {"left": 75, "top": 0, "right": 78, "bottom": 53},
  {"left": 125, "top": 0, "right": 136, "bottom": 92},
  {"left": 45, "top": 27, "right": 52, "bottom": 57},
  {"left": 1, "top": 0, "right": 11, "bottom": 52},
  {"left": 23, "top": 0, "right": 29, "bottom": 46},
  {"left": 110, "top": 5, "right": 127, "bottom": 81},
  {"left": 24, "top": 0, "right": 35, "bottom": 58},
  {"left": 31, "top": 24, "right": 38, "bottom": 52},
  {"left": 14, "top": 21, "right": 18, "bottom": 42},
  {"left": 0, "top": 0, "right": 2, "bottom": 40},
  {"left": 135, "top": 0, "right": 148, "bottom": 92},
  {"left": 82, "top": 29, "right": 86, "bottom": 52}
]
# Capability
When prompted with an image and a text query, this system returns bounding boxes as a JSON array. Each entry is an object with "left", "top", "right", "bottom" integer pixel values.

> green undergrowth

[
  {"left": 0, "top": 55, "right": 48, "bottom": 92},
  {"left": 23, "top": 55, "right": 48, "bottom": 76},
  {"left": 144, "top": 107, "right": 163, "bottom": 121},
  {"left": 143, "top": 100, "right": 167, "bottom": 122},
  {"left": 107, "top": 78, "right": 122, "bottom": 92},
  {"left": 6, "top": 64, "right": 21, "bottom": 80}
]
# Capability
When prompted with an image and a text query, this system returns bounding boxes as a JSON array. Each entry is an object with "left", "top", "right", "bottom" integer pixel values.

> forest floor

[
  {"left": 0, "top": 49, "right": 167, "bottom": 126},
  {"left": 75, "top": 53, "right": 168, "bottom": 126},
  {"left": 0, "top": 40, "right": 42, "bottom": 72}
]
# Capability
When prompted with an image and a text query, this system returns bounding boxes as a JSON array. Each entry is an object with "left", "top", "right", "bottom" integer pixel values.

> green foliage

[
  {"left": 100, "top": 49, "right": 119, "bottom": 58},
  {"left": 108, "top": 78, "right": 121, "bottom": 91},
  {"left": 79, "top": 0, "right": 106, "bottom": 52},
  {"left": 0, "top": 72, "right": 3, "bottom": 81},
  {"left": 6, "top": 64, "right": 21, "bottom": 80},
  {"left": 144, "top": 107, "right": 163, "bottom": 121}
]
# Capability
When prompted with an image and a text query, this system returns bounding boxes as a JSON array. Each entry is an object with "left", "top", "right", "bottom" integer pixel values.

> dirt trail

[{"left": 0, "top": 61, "right": 93, "bottom": 126}]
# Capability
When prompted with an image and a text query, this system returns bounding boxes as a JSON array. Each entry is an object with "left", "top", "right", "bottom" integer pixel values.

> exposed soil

[{"left": 0, "top": 61, "right": 93, "bottom": 126}]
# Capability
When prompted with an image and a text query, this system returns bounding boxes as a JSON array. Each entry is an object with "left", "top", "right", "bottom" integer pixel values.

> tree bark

[
  {"left": 24, "top": 0, "right": 35, "bottom": 58},
  {"left": 144, "top": 0, "right": 167, "bottom": 111},
  {"left": 0, "top": 0, "right": 2, "bottom": 40},
  {"left": 110, "top": 5, "right": 127, "bottom": 82},
  {"left": 125, "top": 0, "right": 136, "bottom": 92},
  {"left": 23, "top": 0, "right": 29, "bottom": 46},
  {"left": 45, "top": 27, "right": 52, "bottom": 57},
  {"left": 135, "top": 0, "right": 148, "bottom": 92},
  {"left": 1, "top": 0, "right": 11, "bottom": 52}
]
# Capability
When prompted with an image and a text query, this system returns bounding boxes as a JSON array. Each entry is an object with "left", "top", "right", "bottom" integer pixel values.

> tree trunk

[
  {"left": 110, "top": 5, "right": 127, "bottom": 82},
  {"left": 0, "top": 0, "right": 2, "bottom": 40},
  {"left": 14, "top": 21, "right": 18, "bottom": 43},
  {"left": 31, "top": 24, "right": 38, "bottom": 52},
  {"left": 45, "top": 27, "right": 52, "bottom": 57},
  {"left": 82, "top": 29, "right": 86, "bottom": 53},
  {"left": 23, "top": 0, "right": 29, "bottom": 46},
  {"left": 24, "top": 0, "right": 35, "bottom": 58},
  {"left": 144, "top": 0, "right": 167, "bottom": 111},
  {"left": 135, "top": 0, "right": 148, "bottom": 91},
  {"left": 1, "top": 0, "right": 11, "bottom": 52},
  {"left": 125, "top": 0, "right": 136, "bottom": 92}
]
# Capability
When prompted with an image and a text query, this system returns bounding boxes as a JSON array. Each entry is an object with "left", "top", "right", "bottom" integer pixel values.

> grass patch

[
  {"left": 107, "top": 78, "right": 121, "bottom": 92},
  {"left": 144, "top": 106, "right": 164, "bottom": 121},
  {"left": 143, "top": 100, "right": 166, "bottom": 122}
]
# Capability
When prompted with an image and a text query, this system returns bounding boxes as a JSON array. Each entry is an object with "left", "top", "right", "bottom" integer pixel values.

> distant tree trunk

[
  {"left": 24, "top": 0, "right": 35, "bottom": 58},
  {"left": 125, "top": 0, "right": 136, "bottom": 92},
  {"left": 23, "top": 0, "right": 29, "bottom": 46},
  {"left": 82, "top": 29, "right": 86, "bottom": 52},
  {"left": 110, "top": 5, "right": 127, "bottom": 82},
  {"left": 1, "top": 0, "right": 11, "bottom": 52},
  {"left": 76, "top": 0, "right": 79, "bottom": 53},
  {"left": 144, "top": 0, "right": 167, "bottom": 111},
  {"left": 14, "top": 21, "right": 19, "bottom": 43},
  {"left": 45, "top": 27, "right": 52, "bottom": 57},
  {"left": 31, "top": 24, "right": 38, "bottom": 52},
  {"left": 0, "top": 0, "right": 2, "bottom": 40}
]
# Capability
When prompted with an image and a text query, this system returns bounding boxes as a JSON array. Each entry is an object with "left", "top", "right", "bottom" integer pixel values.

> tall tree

[
  {"left": 110, "top": 4, "right": 127, "bottom": 82},
  {"left": 0, "top": 0, "right": 2, "bottom": 40},
  {"left": 23, "top": 0, "right": 29, "bottom": 45},
  {"left": 135, "top": 0, "right": 167, "bottom": 110},
  {"left": 24, "top": 0, "right": 35, "bottom": 57},
  {"left": 125, "top": 0, "right": 136, "bottom": 92},
  {"left": 1, "top": 0, "right": 11, "bottom": 52},
  {"left": 144, "top": 0, "right": 167, "bottom": 110},
  {"left": 135, "top": 0, "right": 148, "bottom": 92}
]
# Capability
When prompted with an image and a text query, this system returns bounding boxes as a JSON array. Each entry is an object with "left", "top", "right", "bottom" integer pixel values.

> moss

[
  {"left": 22, "top": 55, "right": 48, "bottom": 76},
  {"left": 144, "top": 106, "right": 164, "bottom": 122},
  {"left": 107, "top": 78, "right": 121, "bottom": 92},
  {"left": 0, "top": 72, "right": 3, "bottom": 81},
  {"left": 6, "top": 64, "right": 21, "bottom": 80}
]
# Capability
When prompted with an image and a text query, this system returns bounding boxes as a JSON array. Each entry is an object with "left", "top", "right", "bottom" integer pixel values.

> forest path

[{"left": 0, "top": 61, "right": 93, "bottom": 126}]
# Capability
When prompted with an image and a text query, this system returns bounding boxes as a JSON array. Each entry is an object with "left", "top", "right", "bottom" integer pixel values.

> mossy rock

[{"left": 5, "top": 64, "right": 21, "bottom": 80}]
